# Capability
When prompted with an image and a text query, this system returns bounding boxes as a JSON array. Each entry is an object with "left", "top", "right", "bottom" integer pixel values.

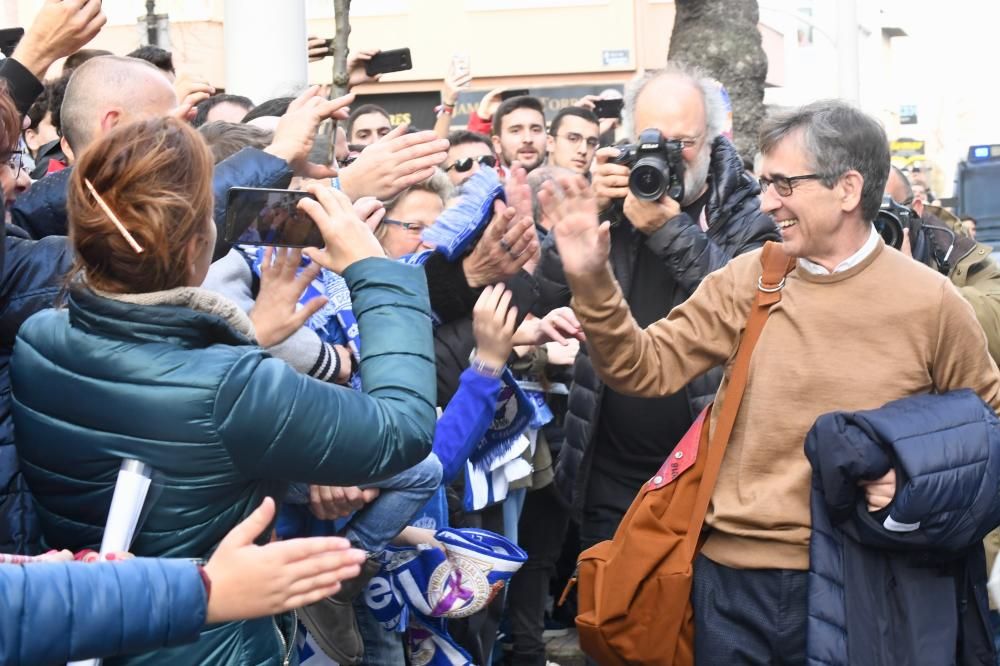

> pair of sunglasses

[{"left": 445, "top": 154, "right": 497, "bottom": 173}]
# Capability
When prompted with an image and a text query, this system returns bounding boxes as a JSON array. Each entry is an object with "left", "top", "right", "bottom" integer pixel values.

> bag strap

[{"left": 684, "top": 241, "right": 796, "bottom": 556}]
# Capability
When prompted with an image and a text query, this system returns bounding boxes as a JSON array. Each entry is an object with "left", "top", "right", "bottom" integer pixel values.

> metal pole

[
  {"left": 224, "top": 0, "right": 308, "bottom": 103},
  {"left": 836, "top": 0, "right": 861, "bottom": 103},
  {"left": 145, "top": 0, "right": 157, "bottom": 46}
]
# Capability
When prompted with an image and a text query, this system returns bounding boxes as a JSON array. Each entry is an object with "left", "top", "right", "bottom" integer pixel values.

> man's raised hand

[{"left": 540, "top": 175, "right": 610, "bottom": 277}]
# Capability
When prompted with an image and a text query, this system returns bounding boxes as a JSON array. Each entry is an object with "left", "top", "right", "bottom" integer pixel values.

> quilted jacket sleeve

[
  {"left": 643, "top": 201, "right": 778, "bottom": 297},
  {"left": 532, "top": 233, "right": 572, "bottom": 315},
  {"left": 0, "top": 558, "right": 205, "bottom": 666},
  {"left": 216, "top": 258, "right": 437, "bottom": 485}
]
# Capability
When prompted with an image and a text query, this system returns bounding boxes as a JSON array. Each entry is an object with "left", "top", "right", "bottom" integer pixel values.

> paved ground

[{"left": 545, "top": 628, "right": 585, "bottom": 665}]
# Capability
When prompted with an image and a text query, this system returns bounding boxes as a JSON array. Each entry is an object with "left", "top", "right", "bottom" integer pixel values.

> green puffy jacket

[{"left": 10, "top": 257, "right": 436, "bottom": 665}]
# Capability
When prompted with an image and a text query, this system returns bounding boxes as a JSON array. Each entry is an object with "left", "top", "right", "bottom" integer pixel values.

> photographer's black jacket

[{"left": 533, "top": 135, "right": 779, "bottom": 512}]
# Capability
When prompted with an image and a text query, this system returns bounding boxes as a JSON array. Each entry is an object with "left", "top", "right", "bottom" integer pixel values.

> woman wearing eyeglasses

[
  {"left": 374, "top": 169, "right": 453, "bottom": 258},
  {"left": 1, "top": 143, "right": 30, "bottom": 222}
]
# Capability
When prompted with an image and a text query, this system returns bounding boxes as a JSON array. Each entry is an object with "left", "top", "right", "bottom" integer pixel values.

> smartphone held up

[
  {"left": 224, "top": 187, "right": 324, "bottom": 248},
  {"left": 365, "top": 48, "right": 413, "bottom": 76}
]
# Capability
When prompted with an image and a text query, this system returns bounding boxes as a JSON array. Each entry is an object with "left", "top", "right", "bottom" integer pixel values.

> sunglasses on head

[{"left": 445, "top": 155, "right": 497, "bottom": 173}]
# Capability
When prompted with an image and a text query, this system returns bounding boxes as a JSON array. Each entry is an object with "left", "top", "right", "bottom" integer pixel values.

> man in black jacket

[{"left": 534, "top": 63, "right": 779, "bottom": 553}]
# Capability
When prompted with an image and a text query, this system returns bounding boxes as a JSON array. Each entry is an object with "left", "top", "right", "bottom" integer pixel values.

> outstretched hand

[
  {"left": 338, "top": 125, "right": 449, "bottom": 201},
  {"left": 13, "top": 0, "right": 106, "bottom": 79},
  {"left": 204, "top": 497, "right": 366, "bottom": 623},
  {"left": 512, "top": 307, "right": 584, "bottom": 347},
  {"left": 540, "top": 175, "right": 610, "bottom": 277},
  {"left": 250, "top": 247, "right": 327, "bottom": 348},
  {"left": 472, "top": 284, "right": 518, "bottom": 369},
  {"left": 266, "top": 86, "right": 355, "bottom": 179},
  {"left": 170, "top": 72, "right": 215, "bottom": 123}
]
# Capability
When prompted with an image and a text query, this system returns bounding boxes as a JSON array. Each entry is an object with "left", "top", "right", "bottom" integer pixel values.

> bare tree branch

[{"left": 327, "top": 0, "right": 352, "bottom": 165}]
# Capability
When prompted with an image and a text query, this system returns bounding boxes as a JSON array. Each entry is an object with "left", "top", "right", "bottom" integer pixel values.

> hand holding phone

[
  {"left": 225, "top": 188, "right": 325, "bottom": 248},
  {"left": 444, "top": 53, "right": 472, "bottom": 105},
  {"left": 500, "top": 88, "right": 531, "bottom": 101},
  {"left": 451, "top": 53, "right": 470, "bottom": 79},
  {"left": 365, "top": 48, "right": 413, "bottom": 77},
  {"left": 0, "top": 29, "right": 24, "bottom": 58},
  {"left": 298, "top": 183, "right": 387, "bottom": 275},
  {"left": 593, "top": 98, "right": 624, "bottom": 119}
]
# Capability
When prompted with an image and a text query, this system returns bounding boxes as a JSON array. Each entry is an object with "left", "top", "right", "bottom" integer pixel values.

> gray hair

[
  {"left": 623, "top": 62, "right": 727, "bottom": 143},
  {"left": 383, "top": 169, "right": 454, "bottom": 216},
  {"left": 759, "top": 100, "right": 890, "bottom": 222},
  {"left": 526, "top": 166, "right": 576, "bottom": 226}
]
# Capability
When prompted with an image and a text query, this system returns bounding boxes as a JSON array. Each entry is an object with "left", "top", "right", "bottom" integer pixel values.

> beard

[
  {"left": 681, "top": 141, "right": 711, "bottom": 206},
  {"left": 502, "top": 144, "right": 545, "bottom": 172}
]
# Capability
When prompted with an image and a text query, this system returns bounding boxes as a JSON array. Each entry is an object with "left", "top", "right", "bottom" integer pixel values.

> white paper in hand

[{"left": 69, "top": 459, "right": 154, "bottom": 666}]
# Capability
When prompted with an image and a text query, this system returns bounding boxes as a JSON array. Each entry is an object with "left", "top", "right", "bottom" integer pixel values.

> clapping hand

[{"left": 462, "top": 200, "right": 539, "bottom": 287}]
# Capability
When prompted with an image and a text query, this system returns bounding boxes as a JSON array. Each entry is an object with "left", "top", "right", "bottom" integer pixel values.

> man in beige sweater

[{"left": 541, "top": 100, "right": 1000, "bottom": 664}]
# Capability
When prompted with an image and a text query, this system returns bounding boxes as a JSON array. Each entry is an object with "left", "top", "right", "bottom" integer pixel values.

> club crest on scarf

[{"left": 364, "top": 528, "right": 527, "bottom": 666}]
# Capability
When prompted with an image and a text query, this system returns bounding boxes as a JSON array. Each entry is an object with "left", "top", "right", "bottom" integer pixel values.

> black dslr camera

[
  {"left": 612, "top": 129, "right": 686, "bottom": 203},
  {"left": 875, "top": 195, "right": 917, "bottom": 249}
]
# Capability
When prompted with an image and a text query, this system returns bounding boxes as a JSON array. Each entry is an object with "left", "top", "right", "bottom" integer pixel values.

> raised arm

[
  {"left": 218, "top": 186, "right": 436, "bottom": 485},
  {"left": 540, "top": 175, "right": 744, "bottom": 397}
]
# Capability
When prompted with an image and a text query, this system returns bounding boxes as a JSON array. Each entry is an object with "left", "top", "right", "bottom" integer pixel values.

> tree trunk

[
  {"left": 667, "top": 0, "right": 767, "bottom": 159},
  {"left": 327, "top": 0, "right": 351, "bottom": 164}
]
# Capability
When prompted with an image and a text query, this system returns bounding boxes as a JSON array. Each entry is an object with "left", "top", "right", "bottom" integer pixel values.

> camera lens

[
  {"left": 874, "top": 210, "right": 903, "bottom": 249},
  {"left": 629, "top": 161, "right": 667, "bottom": 201}
]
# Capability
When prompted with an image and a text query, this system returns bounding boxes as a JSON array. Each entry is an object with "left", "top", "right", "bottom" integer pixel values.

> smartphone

[
  {"left": 365, "top": 48, "right": 413, "bottom": 76},
  {"left": 0, "top": 28, "right": 24, "bottom": 58},
  {"left": 593, "top": 98, "right": 624, "bottom": 119},
  {"left": 224, "top": 188, "right": 323, "bottom": 248},
  {"left": 500, "top": 88, "right": 530, "bottom": 101},
  {"left": 451, "top": 52, "right": 470, "bottom": 79}
]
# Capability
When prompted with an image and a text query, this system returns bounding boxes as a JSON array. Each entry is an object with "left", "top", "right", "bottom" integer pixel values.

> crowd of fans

[{"left": 2, "top": 2, "right": 999, "bottom": 666}]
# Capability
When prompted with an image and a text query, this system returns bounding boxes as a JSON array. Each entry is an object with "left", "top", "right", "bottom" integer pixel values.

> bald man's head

[
  {"left": 60, "top": 55, "right": 178, "bottom": 155},
  {"left": 885, "top": 165, "right": 913, "bottom": 204}
]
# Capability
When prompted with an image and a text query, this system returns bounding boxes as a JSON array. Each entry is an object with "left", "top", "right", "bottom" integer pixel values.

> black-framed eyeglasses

[
  {"left": 6, "top": 150, "right": 23, "bottom": 179},
  {"left": 758, "top": 173, "right": 821, "bottom": 197},
  {"left": 556, "top": 132, "right": 600, "bottom": 150},
  {"left": 444, "top": 155, "right": 497, "bottom": 173},
  {"left": 382, "top": 219, "right": 426, "bottom": 234}
]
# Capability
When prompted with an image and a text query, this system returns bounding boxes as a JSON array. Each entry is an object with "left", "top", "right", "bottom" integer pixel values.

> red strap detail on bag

[{"left": 648, "top": 407, "right": 707, "bottom": 490}]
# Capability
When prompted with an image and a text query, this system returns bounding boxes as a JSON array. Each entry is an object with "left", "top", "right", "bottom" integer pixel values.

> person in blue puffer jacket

[
  {"left": 11, "top": 116, "right": 437, "bottom": 666},
  {"left": 1, "top": 497, "right": 368, "bottom": 666}
]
